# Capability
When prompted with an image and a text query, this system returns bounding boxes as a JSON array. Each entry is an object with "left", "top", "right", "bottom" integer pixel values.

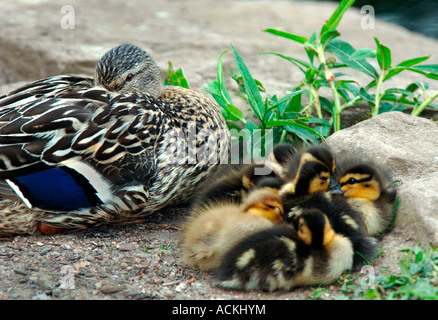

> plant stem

[
  {"left": 411, "top": 89, "right": 438, "bottom": 116},
  {"left": 317, "top": 47, "right": 342, "bottom": 131},
  {"left": 341, "top": 96, "right": 362, "bottom": 111},
  {"left": 373, "top": 71, "right": 387, "bottom": 116},
  {"left": 280, "top": 129, "right": 287, "bottom": 143}
]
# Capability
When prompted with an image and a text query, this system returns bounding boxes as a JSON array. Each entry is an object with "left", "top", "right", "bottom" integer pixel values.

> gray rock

[
  {"left": 100, "top": 283, "right": 125, "bottom": 294},
  {"left": 327, "top": 112, "right": 438, "bottom": 182},
  {"left": 35, "top": 275, "right": 57, "bottom": 291},
  {"left": 327, "top": 111, "right": 438, "bottom": 245},
  {"left": 397, "top": 172, "right": 438, "bottom": 245}
]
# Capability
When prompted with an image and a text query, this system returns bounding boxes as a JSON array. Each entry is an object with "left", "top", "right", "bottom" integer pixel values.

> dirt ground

[{"left": 0, "top": 202, "right": 415, "bottom": 301}]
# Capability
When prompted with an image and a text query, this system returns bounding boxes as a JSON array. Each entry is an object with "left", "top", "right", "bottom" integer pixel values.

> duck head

[{"left": 94, "top": 44, "right": 165, "bottom": 97}]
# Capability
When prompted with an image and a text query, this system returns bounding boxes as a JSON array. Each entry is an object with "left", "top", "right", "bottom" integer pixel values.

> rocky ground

[
  {"left": 0, "top": 206, "right": 416, "bottom": 301},
  {"left": 0, "top": 0, "right": 437, "bottom": 302}
]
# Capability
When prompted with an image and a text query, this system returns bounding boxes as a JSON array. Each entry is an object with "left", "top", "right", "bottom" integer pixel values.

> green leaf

[
  {"left": 308, "top": 117, "right": 332, "bottom": 126},
  {"left": 366, "top": 56, "right": 431, "bottom": 89},
  {"left": 320, "top": 29, "right": 340, "bottom": 47},
  {"left": 326, "top": 38, "right": 379, "bottom": 78},
  {"left": 412, "top": 64, "right": 438, "bottom": 73},
  {"left": 384, "top": 88, "right": 416, "bottom": 99},
  {"left": 266, "top": 90, "right": 306, "bottom": 113},
  {"left": 359, "top": 87, "right": 374, "bottom": 102},
  {"left": 216, "top": 50, "right": 232, "bottom": 104},
  {"left": 245, "top": 119, "right": 258, "bottom": 131},
  {"left": 320, "top": 0, "right": 355, "bottom": 35},
  {"left": 265, "top": 119, "right": 304, "bottom": 128},
  {"left": 231, "top": 45, "right": 265, "bottom": 123},
  {"left": 263, "top": 28, "right": 308, "bottom": 44},
  {"left": 374, "top": 37, "right": 392, "bottom": 70},
  {"left": 349, "top": 48, "right": 376, "bottom": 60},
  {"left": 286, "top": 89, "right": 304, "bottom": 113},
  {"left": 226, "top": 104, "right": 245, "bottom": 122},
  {"left": 284, "top": 124, "right": 322, "bottom": 144},
  {"left": 406, "top": 66, "right": 438, "bottom": 80}
]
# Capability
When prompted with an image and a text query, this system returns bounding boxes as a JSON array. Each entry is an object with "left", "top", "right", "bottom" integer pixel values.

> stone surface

[
  {"left": 1, "top": 0, "right": 438, "bottom": 96},
  {"left": 327, "top": 112, "right": 438, "bottom": 245},
  {"left": 327, "top": 112, "right": 438, "bottom": 182}
]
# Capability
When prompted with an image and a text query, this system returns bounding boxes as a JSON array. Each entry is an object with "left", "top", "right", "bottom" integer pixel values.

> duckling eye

[
  {"left": 347, "top": 178, "right": 357, "bottom": 184},
  {"left": 125, "top": 73, "right": 133, "bottom": 82},
  {"left": 267, "top": 205, "right": 282, "bottom": 214}
]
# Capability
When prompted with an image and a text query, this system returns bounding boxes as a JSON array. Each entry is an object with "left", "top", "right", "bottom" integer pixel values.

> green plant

[
  {"left": 263, "top": 0, "right": 438, "bottom": 133},
  {"left": 341, "top": 244, "right": 438, "bottom": 300},
  {"left": 204, "top": 47, "right": 327, "bottom": 162},
  {"left": 164, "top": 61, "right": 190, "bottom": 89},
  {"left": 166, "top": 0, "right": 438, "bottom": 148},
  {"left": 139, "top": 241, "right": 149, "bottom": 253},
  {"left": 159, "top": 241, "right": 174, "bottom": 254}
]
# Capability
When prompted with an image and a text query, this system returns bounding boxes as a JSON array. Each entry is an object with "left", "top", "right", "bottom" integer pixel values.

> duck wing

[{"left": 0, "top": 76, "right": 167, "bottom": 211}]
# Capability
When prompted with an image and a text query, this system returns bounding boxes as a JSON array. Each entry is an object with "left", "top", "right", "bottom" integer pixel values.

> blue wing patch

[{"left": 9, "top": 167, "right": 101, "bottom": 211}]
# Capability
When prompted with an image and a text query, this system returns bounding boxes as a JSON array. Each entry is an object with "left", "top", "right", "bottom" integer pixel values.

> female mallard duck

[
  {"left": 0, "top": 44, "right": 229, "bottom": 236},
  {"left": 181, "top": 187, "right": 284, "bottom": 271},
  {"left": 215, "top": 208, "right": 354, "bottom": 291},
  {"left": 331, "top": 159, "right": 398, "bottom": 237}
]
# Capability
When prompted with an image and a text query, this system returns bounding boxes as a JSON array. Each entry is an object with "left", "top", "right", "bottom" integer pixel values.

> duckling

[
  {"left": 190, "top": 144, "right": 296, "bottom": 211},
  {"left": 332, "top": 160, "right": 398, "bottom": 237},
  {"left": 181, "top": 187, "right": 284, "bottom": 271},
  {"left": 0, "top": 44, "right": 229, "bottom": 236},
  {"left": 215, "top": 208, "right": 354, "bottom": 291},
  {"left": 264, "top": 143, "right": 297, "bottom": 177},
  {"left": 281, "top": 161, "right": 378, "bottom": 270},
  {"left": 279, "top": 144, "right": 336, "bottom": 196},
  {"left": 191, "top": 144, "right": 334, "bottom": 211}
]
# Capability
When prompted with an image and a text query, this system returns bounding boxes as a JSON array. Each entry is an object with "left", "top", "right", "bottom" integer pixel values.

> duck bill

[{"left": 328, "top": 177, "right": 344, "bottom": 195}]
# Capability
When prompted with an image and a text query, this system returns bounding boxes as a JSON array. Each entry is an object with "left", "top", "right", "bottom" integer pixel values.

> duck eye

[
  {"left": 125, "top": 73, "right": 133, "bottom": 82},
  {"left": 348, "top": 178, "right": 357, "bottom": 184}
]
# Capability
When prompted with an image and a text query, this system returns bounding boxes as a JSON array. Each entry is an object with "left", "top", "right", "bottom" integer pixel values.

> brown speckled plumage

[{"left": 0, "top": 44, "right": 229, "bottom": 236}]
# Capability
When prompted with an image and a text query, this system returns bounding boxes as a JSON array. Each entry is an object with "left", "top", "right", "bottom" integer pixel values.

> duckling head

[
  {"left": 94, "top": 44, "right": 165, "bottom": 97},
  {"left": 303, "top": 145, "right": 336, "bottom": 174},
  {"left": 241, "top": 188, "right": 284, "bottom": 224},
  {"left": 293, "top": 209, "right": 335, "bottom": 248},
  {"left": 335, "top": 163, "right": 384, "bottom": 201},
  {"left": 280, "top": 161, "right": 331, "bottom": 197},
  {"left": 265, "top": 144, "right": 297, "bottom": 177}
]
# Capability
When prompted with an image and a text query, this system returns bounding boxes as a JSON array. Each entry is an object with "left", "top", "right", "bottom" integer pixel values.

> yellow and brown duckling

[
  {"left": 181, "top": 187, "right": 284, "bottom": 271},
  {"left": 190, "top": 144, "right": 297, "bottom": 211},
  {"left": 279, "top": 144, "right": 336, "bottom": 196},
  {"left": 331, "top": 159, "right": 398, "bottom": 237},
  {"left": 215, "top": 208, "right": 354, "bottom": 291},
  {"left": 0, "top": 44, "right": 229, "bottom": 236},
  {"left": 280, "top": 160, "right": 378, "bottom": 270},
  {"left": 191, "top": 144, "right": 335, "bottom": 211}
]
